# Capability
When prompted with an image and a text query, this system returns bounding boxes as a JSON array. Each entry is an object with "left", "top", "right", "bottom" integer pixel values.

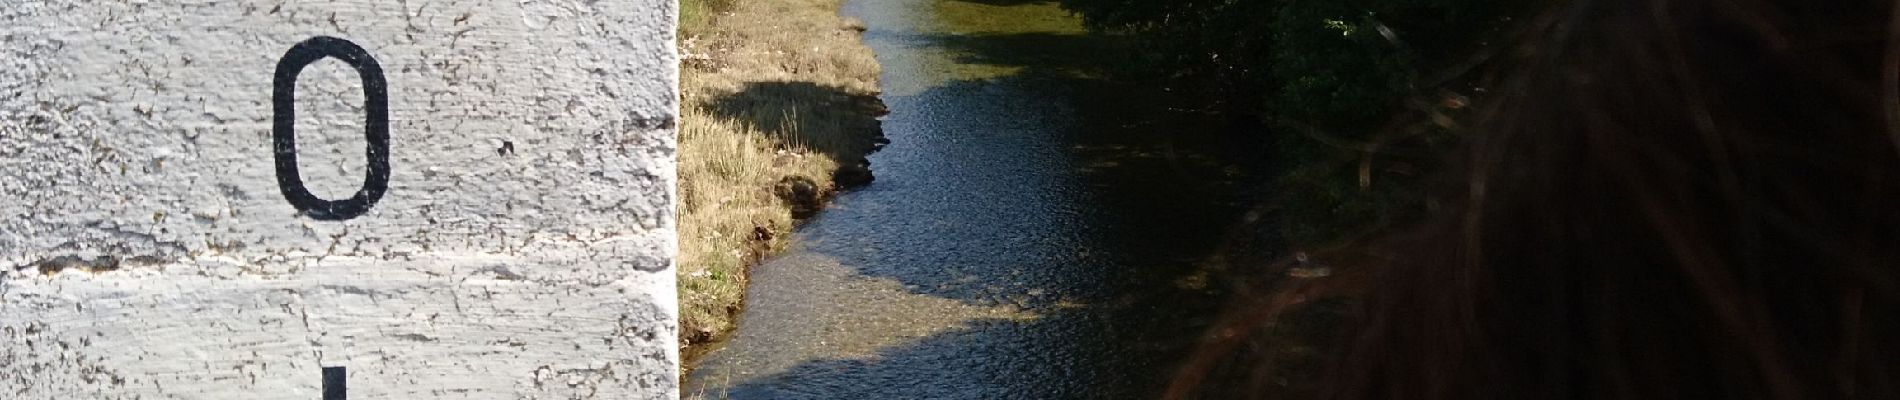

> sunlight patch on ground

[{"left": 689, "top": 250, "right": 1038, "bottom": 390}]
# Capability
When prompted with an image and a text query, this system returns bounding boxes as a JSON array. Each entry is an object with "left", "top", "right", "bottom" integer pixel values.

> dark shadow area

[{"left": 704, "top": 81, "right": 889, "bottom": 186}]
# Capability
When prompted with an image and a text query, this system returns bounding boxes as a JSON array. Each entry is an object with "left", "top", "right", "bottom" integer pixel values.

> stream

[{"left": 686, "top": 0, "right": 1266, "bottom": 398}]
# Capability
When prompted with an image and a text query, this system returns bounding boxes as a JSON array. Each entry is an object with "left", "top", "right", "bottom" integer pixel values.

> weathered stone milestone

[{"left": 1, "top": 1, "right": 680, "bottom": 398}]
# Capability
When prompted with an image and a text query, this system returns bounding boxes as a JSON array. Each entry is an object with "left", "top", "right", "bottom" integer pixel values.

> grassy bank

[{"left": 676, "top": 0, "right": 886, "bottom": 359}]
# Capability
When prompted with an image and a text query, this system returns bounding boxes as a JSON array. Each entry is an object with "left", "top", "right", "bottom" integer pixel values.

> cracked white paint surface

[{"left": 0, "top": 0, "right": 680, "bottom": 398}]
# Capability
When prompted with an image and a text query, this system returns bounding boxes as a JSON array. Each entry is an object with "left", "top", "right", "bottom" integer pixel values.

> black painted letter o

[{"left": 272, "top": 36, "right": 389, "bottom": 221}]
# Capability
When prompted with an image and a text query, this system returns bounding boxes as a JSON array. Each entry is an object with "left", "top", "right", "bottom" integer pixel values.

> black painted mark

[
  {"left": 322, "top": 366, "right": 347, "bottom": 400},
  {"left": 272, "top": 36, "right": 390, "bottom": 221}
]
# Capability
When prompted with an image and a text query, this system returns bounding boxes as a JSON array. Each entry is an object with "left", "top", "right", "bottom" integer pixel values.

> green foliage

[
  {"left": 1059, "top": 0, "right": 1531, "bottom": 243},
  {"left": 1061, "top": 0, "right": 1278, "bottom": 98}
]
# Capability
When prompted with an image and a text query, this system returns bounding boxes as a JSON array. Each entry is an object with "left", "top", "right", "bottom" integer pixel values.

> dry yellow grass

[{"left": 676, "top": 0, "right": 885, "bottom": 361}]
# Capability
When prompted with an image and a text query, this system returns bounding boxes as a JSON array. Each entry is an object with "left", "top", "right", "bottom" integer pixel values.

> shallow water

[{"left": 686, "top": 0, "right": 1263, "bottom": 398}]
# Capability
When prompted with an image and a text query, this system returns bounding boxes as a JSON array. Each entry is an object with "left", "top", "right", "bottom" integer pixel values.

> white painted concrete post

[{"left": 0, "top": 1, "right": 680, "bottom": 398}]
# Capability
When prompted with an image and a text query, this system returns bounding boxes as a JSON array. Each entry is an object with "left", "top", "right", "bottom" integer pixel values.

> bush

[{"left": 1060, "top": 0, "right": 1532, "bottom": 243}]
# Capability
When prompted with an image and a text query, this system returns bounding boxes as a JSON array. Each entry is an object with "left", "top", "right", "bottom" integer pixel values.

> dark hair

[{"left": 1173, "top": 1, "right": 1900, "bottom": 398}]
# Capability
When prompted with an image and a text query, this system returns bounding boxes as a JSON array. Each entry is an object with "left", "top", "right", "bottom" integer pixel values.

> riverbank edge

[{"left": 676, "top": 0, "right": 887, "bottom": 365}]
